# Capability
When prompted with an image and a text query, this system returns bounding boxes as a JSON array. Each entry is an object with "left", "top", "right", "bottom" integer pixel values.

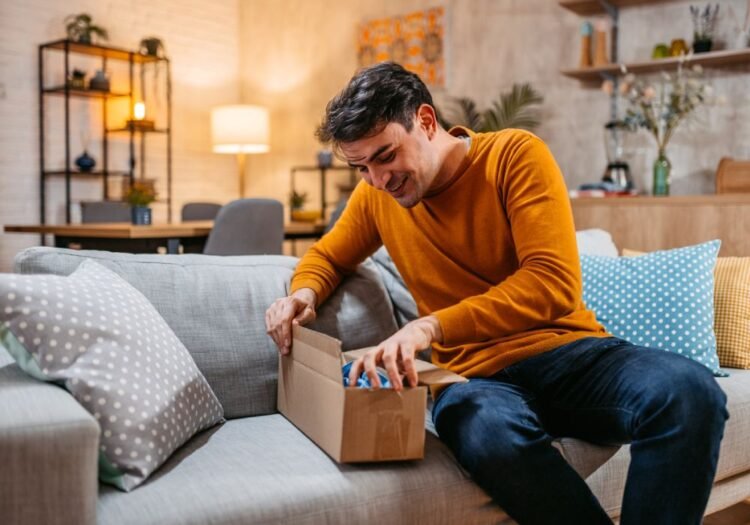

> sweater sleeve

[
  {"left": 290, "top": 182, "right": 383, "bottom": 306},
  {"left": 432, "top": 135, "right": 583, "bottom": 345}
]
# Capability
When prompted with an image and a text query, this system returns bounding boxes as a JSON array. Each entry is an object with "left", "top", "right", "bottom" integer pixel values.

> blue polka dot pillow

[{"left": 581, "top": 240, "right": 726, "bottom": 376}]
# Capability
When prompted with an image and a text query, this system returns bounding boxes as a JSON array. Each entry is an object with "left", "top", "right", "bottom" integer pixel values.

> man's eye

[
  {"left": 358, "top": 166, "right": 368, "bottom": 173},
  {"left": 380, "top": 152, "right": 396, "bottom": 163}
]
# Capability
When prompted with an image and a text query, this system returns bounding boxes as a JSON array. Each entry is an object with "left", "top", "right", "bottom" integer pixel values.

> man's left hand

[{"left": 347, "top": 316, "right": 443, "bottom": 391}]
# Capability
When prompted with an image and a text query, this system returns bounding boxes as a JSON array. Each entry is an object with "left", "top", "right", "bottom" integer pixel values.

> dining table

[{"left": 3, "top": 221, "right": 327, "bottom": 255}]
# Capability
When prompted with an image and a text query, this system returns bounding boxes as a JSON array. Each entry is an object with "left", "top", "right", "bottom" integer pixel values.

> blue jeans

[{"left": 432, "top": 337, "right": 728, "bottom": 525}]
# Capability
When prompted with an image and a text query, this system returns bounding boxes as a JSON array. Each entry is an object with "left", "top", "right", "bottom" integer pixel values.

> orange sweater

[{"left": 291, "top": 128, "right": 608, "bottom": 378}]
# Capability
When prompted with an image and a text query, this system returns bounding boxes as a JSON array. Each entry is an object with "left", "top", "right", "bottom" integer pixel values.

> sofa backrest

[{"left": 13, "top": 248, "right": 399, "bottom": 419}]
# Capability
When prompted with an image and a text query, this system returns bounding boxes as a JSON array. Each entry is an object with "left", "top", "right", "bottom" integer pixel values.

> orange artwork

[{"left": 357, "top": 6, "right": 445, "bottom": 87}]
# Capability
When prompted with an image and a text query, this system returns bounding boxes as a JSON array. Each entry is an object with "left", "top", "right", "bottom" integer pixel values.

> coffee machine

[{"left": 602, "top": 120, "right": 634, "bottom": 191}]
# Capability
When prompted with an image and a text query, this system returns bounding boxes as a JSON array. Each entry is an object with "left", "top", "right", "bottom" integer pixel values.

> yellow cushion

[{"left": 623, "top": 249, "right": 750, "bottom": 369}]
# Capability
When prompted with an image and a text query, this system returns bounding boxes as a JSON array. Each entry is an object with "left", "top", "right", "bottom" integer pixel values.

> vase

[
  {"left": 317, "top": 150, "right": 333, "bottom": 168},
  {"left": 89, "top": 70, "right": 110, "bottom": 92},
  {"left": 75, "top": 151, "right": 96, "bottom": 172},
  {"left": 652, "top": 149, "right": 671, "bottom": 196},
  {"left": 131, "top": 206, "right": 152, "bottom": 225}
]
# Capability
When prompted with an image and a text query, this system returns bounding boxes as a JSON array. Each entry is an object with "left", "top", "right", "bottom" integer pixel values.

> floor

[{"left": 706, "top": 500, "right": 750, "bottom": 525}]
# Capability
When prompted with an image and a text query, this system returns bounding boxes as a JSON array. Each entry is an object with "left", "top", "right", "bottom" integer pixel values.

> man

[{"left": 265, "top": 62, "right": 727, "bottom": 525}]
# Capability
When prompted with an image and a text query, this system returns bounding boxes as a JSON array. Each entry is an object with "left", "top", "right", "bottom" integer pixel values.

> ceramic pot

[{"left": 131, "top": 206, "right": 152, "bottom": 225}]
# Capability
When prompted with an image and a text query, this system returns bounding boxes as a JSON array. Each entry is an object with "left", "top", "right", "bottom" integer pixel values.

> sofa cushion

[
  {"left": 97, "top": 414, "right": 507, "bottom": 525},
  {"left": 13, "top": 248, "right": 399, "bottom": 419},
  {"left": 370, "top": 247, "right": 418, "bottom": 327},
  {"left": 581, "top": 240, "right": 725, "bottom": 375},
  {"left": 712, "top": 258, "right": 750, "bottom": 369},
  {"left": 0, "top": 260, "right": 224, "bottom": 491}
]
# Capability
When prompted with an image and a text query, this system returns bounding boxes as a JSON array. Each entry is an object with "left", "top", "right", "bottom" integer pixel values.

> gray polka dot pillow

[{"left": 0, "top": 260, "right": 224, "bottom": 491}]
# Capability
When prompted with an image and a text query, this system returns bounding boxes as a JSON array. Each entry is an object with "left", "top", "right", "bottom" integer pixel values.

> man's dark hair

[{"left": 316, "top": 62, "right": 434, "bottom": 146}]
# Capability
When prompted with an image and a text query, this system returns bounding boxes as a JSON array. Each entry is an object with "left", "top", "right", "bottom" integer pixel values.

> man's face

[{"left": 340, "top": 112, "right": 439, "bottom": 208}]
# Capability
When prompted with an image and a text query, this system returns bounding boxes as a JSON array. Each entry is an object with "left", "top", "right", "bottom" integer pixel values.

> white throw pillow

[{"left": 576, "top": 229, "right": 618, "bottom": 258}]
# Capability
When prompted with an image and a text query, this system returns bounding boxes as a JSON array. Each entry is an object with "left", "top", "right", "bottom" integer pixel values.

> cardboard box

[{"left": 277, "top": 325, "right": 467, "bottom": 463}]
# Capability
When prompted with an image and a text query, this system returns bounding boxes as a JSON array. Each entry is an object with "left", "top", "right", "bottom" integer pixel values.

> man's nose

[{"left": 369, "top": 167, "right": 392, "bottom": 191}]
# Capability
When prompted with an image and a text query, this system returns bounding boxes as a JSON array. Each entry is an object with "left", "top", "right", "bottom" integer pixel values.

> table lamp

[{"left": 211, "top": 105, "right": 270, "bottom": 197}]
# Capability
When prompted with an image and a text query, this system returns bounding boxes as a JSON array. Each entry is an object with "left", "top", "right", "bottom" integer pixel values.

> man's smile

[{"left": 387, "top": 175, "right": 408, "bottom": 196}]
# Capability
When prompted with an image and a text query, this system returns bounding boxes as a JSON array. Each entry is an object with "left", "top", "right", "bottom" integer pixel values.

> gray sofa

[{"left": 2, "top": 241, "right": 750, "bottom": 525}]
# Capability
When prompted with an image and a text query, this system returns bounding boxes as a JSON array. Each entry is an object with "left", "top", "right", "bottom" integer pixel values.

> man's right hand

[{"left": 265, "top": 288, "right": 317, "bottom": 355}]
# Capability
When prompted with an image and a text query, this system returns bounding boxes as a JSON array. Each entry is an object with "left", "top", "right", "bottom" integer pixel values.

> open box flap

[
  {"left": 343, "top": 347, "right": 468, "bottom": 387},
  {"left": 291, "top": 325, "right": 344, "bottom": 382}
]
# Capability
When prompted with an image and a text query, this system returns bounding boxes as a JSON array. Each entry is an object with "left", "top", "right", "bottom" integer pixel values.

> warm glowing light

[
  {"left": 211, "top": 105, "right": 270, "bottom": 154},
  {"left": 134, "top": 102, "right": 146, "bottom": 120}
]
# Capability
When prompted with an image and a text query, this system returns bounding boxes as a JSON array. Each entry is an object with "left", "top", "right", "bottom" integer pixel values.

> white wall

[{"left": 0, "top": 0, "right": 242, "bottom": 271}]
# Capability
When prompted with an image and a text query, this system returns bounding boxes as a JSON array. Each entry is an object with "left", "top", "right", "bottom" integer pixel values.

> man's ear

[{"left": 416, "top": 104, "right": 438, "bottom": 139}]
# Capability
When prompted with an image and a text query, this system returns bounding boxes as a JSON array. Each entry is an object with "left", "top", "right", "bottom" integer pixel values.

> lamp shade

[{"left": 211, "top": 105, "right": 270, "bottom": 154}]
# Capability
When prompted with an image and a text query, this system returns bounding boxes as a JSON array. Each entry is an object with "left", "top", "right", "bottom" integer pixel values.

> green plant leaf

[
  {"left": 440, "top": 97, "right": 483, "bottom": 130},
  {"left": 439, "top": 83, "right": 544, "bottom": 133},
  {"left": 483, "top": 83, "right": 543, "bottom": 132}
]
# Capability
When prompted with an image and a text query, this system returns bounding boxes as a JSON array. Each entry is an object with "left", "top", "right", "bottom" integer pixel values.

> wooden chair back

[{"left": 716, "top": 157, "right": 750, "bottom": 193}]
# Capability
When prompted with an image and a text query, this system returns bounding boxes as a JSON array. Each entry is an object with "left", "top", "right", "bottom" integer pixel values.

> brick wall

[{"left": 0, "top": 0, "right": 242, "bottom": 271}]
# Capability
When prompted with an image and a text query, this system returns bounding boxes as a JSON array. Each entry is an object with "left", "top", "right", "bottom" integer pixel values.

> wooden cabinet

[{"left": 571, "top": 195, "right": 750, "bottom": 256}]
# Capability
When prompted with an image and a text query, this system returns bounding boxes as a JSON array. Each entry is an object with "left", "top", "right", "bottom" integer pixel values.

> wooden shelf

[
  {"left": 42, "top": 39, "right": 164, "bottom": 64},
  {"left": 43, "top": 170, "right": 130, "bottom": 177},
  {"left": 106, "top": 127, "right": 168, "bottom": 134},
  {"left": 562, "top": 48, "right": 750, "bottom": 81},
  {"left": 43, "top": 86, "right": 129, "bottom": 99},
  {"left": 558, "top": 0, "right": 681, "bottom": 16}
]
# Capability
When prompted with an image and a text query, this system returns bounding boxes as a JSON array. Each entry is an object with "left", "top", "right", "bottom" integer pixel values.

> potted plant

[
  {"left": 289, "top": 190, "right": 319, "bottom": 222},
  {"left": 690, "top": 4, "right": 720, "bottom": 53},
  {"left": 125, "top": 180, "right": 157, "bottom": 225},
  {"left": 139, "top": 37, "right": 165, "bottom": 57},
  {"left": 65, "top": 13, "right": 109, "bottom": 45}
]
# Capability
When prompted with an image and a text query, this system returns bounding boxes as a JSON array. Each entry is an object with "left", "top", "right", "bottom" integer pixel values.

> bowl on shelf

[{"left": 291, "top": 209, "right": 322, "bottom": 222}]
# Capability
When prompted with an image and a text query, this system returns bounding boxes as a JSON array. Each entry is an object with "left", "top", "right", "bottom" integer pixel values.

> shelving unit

[
  {"left": 558, "top": 0, "right": 750, "bottom": 119},
  {"left": 562, "top": 48, "right": 750, "bottom": 81},
  {"left": 38, "top": 39, "right": 172, "bottom": 224},
  {"left": 289, "top": 166, "right": 357, "bottom": 221}
]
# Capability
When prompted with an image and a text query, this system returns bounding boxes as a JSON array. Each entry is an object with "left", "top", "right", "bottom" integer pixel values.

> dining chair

[
  {"left": 203, "top": 198, "right": 284, "bottom": 255},
  {"left": 80, "top": 201, "right": 130, "bottom": 223},
  {"left": 181, "top": 202, "right": 222, "bottom": 222}
]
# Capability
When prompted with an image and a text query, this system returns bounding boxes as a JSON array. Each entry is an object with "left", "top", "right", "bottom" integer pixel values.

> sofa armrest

[{"left": 0, "top": 361, "right": 99, "bottom": 525}]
